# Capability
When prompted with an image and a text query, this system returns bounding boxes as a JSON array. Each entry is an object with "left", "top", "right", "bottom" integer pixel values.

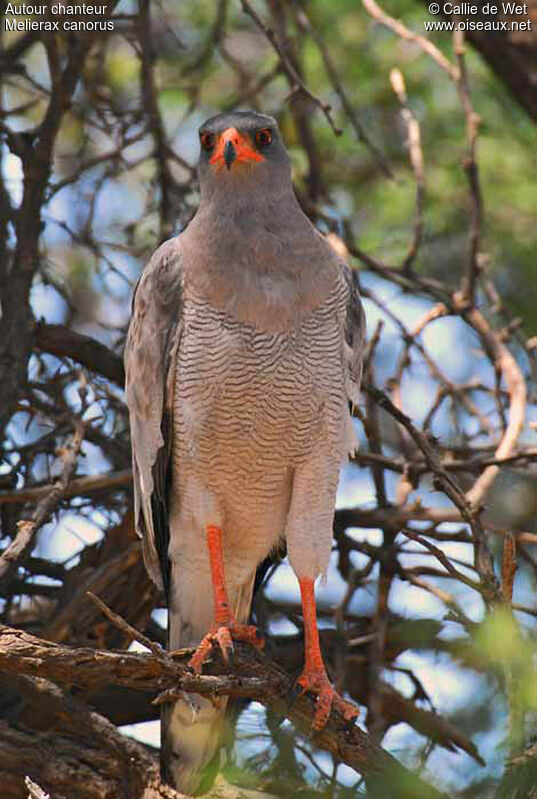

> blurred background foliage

[{"left": 1, "top": 0, "right": 537, "bottom": 797}]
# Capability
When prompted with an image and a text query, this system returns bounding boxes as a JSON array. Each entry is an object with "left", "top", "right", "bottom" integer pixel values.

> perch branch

[{"left": 0, "top": 624, "right": 448, "bottom": 798}]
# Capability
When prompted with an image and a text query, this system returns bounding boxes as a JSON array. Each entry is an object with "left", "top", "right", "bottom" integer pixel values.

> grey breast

[{"left": 173, "top": 279, "right": 349, "bottom": 492}]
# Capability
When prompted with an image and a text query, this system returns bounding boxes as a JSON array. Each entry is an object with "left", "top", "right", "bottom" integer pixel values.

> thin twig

[
  {"left": 86, "top": 591, "right": 166, "bottom": 658},
  {"left": 501, "top": 532, "right": 517, "bottom": 603},
  {"left": 453, "top": 30, "right": 483, "bottom": 306},
  {"left": 461, "top": 305, "right": 527, "bottom": 509},
  {"left": 362, "top": 0, "right": 459, "bottom": 81},
  {"left": 240, "top": 0, "right": 343, "bottom": 136},
  {"left": 138, "top": 0, "right": 176, "bottom": 242},
  {"left": 0, "top": 420, "right": 85, "bottom": 587},
  {"left": 291, "top": 0, "right": 394, "bottom": 177},
  {"left": 390, "top": 68, "right": 425, "bottom": 273}
]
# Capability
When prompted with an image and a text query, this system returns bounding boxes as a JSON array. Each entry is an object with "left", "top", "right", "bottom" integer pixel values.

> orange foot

[
  {"left": 296, "top": 667, "right": 359, "bottom": 730},
  {"left": 189, "top": 623, "right": 264, "bottom": 673}
]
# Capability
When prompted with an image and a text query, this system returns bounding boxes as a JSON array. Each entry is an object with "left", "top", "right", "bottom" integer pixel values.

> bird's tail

[{"left": 161, "top": 567, "right": 255, "bottom": 795}]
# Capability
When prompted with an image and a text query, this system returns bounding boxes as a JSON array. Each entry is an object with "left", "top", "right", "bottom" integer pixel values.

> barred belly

[{"left": 171, "top": 286, "right": 349, "bottom": 574}]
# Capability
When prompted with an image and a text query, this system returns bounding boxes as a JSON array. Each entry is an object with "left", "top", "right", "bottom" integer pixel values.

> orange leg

[
  {"left": 296, "top": 577, "right": 359, "bottom": 730},
  {"left": 188, "top": 525, "right": 264, "bottom": 673}
]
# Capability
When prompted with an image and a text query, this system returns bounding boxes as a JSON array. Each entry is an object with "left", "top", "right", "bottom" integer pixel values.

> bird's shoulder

[
  {"left": 124, "top": 235, "right": 184, "bottom": 417},
  {"left": 129, "top": 236, "right": 183, "bottom": 321}
]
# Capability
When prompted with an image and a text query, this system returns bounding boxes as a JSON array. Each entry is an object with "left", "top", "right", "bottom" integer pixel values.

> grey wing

[
  {"left": 124, "top": 237, "right": 183, "bottom": 595},
  {"left": 342, "top": 263, "right": 366, "bottom": 407}
]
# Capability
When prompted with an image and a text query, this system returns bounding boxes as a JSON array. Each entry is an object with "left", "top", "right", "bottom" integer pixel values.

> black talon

[
  {"left": 287, "top": 682, "right": 303, "bottom": 709},
  {"left": 344, "top": 714, "right": 358, "bottom": 732}
]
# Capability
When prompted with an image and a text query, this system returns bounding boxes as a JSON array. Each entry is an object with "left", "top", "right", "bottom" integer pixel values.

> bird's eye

[
  {"left": 255, "top": 128, "right": 272, "bottom": 148},
  {"left": 200, "top": 132, "right": 215, "bottom": 152}
]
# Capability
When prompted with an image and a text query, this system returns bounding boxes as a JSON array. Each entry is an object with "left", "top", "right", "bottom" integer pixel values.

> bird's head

[{"left": 197, "top": 110, "right": 291, "bottom": 201}]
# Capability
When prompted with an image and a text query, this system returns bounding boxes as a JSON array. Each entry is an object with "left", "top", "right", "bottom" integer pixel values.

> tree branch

[
  {"left": 0, "top": 624, "right": 449, "bottom": 798},
  {"left": 33, "top": 322, "right": 125, "bottom": 387},
  {"left": 0, "top": 421, "right": 85, "bottom": 587}
]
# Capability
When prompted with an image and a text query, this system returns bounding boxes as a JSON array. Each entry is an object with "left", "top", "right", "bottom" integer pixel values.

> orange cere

[{"left": 209, "top": 127, "right": 264, "bottom": 167}]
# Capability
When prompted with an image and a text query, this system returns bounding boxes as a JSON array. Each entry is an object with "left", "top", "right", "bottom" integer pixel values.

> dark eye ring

[
  {"left": 200, "top": 132, "right": 215, "bottom": 151},
  {"left": 255, "top": 128, "right": 272, "bottom": 148}
]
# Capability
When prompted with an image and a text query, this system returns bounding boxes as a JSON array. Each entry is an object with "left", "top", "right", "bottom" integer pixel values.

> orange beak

[{"left": 209, "top": 128, "right": 264, "bottom": 171}]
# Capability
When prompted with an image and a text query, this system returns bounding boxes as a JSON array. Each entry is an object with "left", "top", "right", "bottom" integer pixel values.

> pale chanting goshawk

[{"left": 124, "top": 110, "right": 366, "bottom": 795}]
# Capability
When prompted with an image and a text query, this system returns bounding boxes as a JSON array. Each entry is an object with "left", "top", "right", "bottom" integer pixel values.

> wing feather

[
  {"left": 124, "top": 237, "right": 183, "bottom": 595},
  {"left": 342, "top": 263, "right": 366, "bottom": 407}
]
